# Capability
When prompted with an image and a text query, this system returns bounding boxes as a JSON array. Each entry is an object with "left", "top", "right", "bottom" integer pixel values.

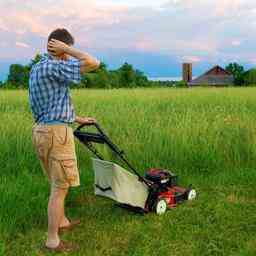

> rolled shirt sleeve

[{"left": 51, "top": 59, "right": 81, "bottom": 84}]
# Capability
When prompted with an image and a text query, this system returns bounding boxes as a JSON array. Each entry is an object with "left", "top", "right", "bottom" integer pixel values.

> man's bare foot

[
  {"left": 59, "top": 219, "right": 81, "bottom": 233},
  {"left": 59, "top": 215, "right": 70, "bottom": 228},
  {"left": 45, "top": 237, "right": 60, "bottom": 249},
  {"left": 43, "top": 240, "right": 78, "bottom": 253}
]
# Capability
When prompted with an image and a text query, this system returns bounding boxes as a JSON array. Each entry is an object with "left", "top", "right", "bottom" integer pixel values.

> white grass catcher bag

[{"left": 92, "top": 158, "right": 149, "bottom": 209}]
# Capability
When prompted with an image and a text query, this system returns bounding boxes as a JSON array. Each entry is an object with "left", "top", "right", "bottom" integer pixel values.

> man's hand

[
  {"left": 75, "top": 116, "right": 97, "bottom": 125},
  {"left": 48, "top": 39, "right": 69, "bottom": 56}
]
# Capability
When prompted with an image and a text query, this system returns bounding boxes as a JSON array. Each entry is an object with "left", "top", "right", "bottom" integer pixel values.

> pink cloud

[
  {"left": 0, "top": 0, "right": 129, "bottom": 38},
  {"left": 0, "top": 18, "right": 8, "bottom": 31},
  {"left": 16, "top": 42, "right": 30, "bottom": 48},
  {"left": 182, "top": 56, "right": 201, "bottom": 63},
  {"left": 215, "top": 0, "right": 241, "bottom": 16},
  {"left": 0, "top": 0, "right": 256, "bottom": 67},
  {"left": 231, "top": 40, "right": 241, "bottom": 46}
]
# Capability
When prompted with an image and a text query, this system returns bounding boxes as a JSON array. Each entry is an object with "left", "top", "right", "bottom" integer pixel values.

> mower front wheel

[
  {"left": 154, "top": 199, "right": 167, "bottom": 215},
  {"left": 187, "top": 189, "right": 197, "bottom": 200}
]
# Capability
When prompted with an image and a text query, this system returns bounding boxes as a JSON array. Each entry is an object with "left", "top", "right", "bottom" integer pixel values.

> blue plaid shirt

[{"left": 29, "top": 53, "right": 81, "bottom": 124}]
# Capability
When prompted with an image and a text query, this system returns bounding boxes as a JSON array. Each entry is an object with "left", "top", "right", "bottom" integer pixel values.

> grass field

[{"left": 0, "top": 87, "right": 256, "bottom": 256}]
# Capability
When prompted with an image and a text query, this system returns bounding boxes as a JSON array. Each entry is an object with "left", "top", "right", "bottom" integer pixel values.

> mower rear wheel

[{"left": 154, "top": 199, "right": 167, "bottom": 215}]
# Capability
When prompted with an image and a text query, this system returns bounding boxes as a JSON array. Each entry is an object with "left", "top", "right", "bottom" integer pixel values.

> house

[{"left": 186, "top": 65, "right": 234, "bottom": 86}]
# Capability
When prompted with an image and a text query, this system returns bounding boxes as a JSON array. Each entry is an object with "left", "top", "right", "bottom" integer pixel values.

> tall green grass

[{"left": 0, "top": 88, "right": 256, "bottom": 256}]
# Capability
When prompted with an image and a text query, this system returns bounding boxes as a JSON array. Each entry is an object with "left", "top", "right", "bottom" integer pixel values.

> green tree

[
  {"left": 7, "top": 64, "right": 30, "bottom": 88},
  {"left": 95, "top": 70, "right": 110, "bottom": 88},
  {"left": 109, "top": 71, "right": 121, "bottom": 88},
  {"left": 6, "top": 54, "right": 43, "bottom": 88},
  {"left": 244, "top": 69, "right": 256, "bottom": 86},
  {"left": 225, "top": 63, "right": 245, "bottom": 86},
  {"left": 98, "top": 62, "right": 108, "bottom": 71},
  {"left": 5, "top": 54, "right": 154, "bottom": 89},
  {"left": 29, "top": 53, "right": 42, "bottom": 68},
  {"left": 134, "top": 69, "right": 148, "bottom": 87},
  {"left": 84, "top": 73, "right": 98, "bottom": 88},
  {"left": 119, "top": 63, "right": 136, "bottom": 87},
  {"left": 176, "top": 80, "right": 188, "bottom": 87}
]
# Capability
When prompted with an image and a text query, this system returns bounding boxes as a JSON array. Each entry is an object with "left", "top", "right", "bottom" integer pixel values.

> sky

[{"left": 0, "top": 0, "right": 256, "bottom": 81}]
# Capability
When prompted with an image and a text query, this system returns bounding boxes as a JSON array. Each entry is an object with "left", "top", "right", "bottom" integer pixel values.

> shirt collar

[{"left": 42, "top": 53, "right": 54, "bottom": 60}]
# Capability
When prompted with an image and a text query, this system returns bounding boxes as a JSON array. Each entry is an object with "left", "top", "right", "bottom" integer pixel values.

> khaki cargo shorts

[{"left": 32, "top": 124, "right": 80, "bottom": 189}]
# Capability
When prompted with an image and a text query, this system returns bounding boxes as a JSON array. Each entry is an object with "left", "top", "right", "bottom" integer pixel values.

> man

[{"left": 29, "top": 28, "right": 100, "bottom": 252}]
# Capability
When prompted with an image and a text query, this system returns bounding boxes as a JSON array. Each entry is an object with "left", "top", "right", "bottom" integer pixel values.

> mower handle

[
  {"left": 77, "top": 122, "right": 99, "bottom": 130},
  {"left": 76, "top": 122, "right": 109, "bottom": 137},
  {"left": 74, "top": 122, "right": 152, "bottom": 187},
  {"left": 75, "top": 122, "right": 124, "bottom": 155}
]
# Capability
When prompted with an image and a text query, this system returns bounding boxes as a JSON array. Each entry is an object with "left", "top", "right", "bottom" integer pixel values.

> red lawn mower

[{"left": 74, "top": 123, "right": 196, "bottom": 215}]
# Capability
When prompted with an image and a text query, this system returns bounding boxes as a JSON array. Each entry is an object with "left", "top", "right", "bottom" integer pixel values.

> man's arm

[
  {"left": 65, "top": 47, "right": 100, "bottom": 73},
  {"left": 48, "top": 39, "right": 100, "bottom": 74}
]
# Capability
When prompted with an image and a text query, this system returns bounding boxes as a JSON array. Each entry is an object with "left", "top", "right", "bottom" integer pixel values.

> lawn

[{"left": 0, "top": 87, "right": 256, "bottom": 256}]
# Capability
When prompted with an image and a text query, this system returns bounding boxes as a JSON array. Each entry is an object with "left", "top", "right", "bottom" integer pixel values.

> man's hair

[{"left": 48, "top": 28, "right": 74, "bottom": 45}]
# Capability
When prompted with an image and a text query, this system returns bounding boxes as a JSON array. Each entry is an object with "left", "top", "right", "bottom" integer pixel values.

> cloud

[
  {"left": 231, "top": 40, "right": 241, "bottom": 46},
  {"left": 0, "top": 18, "right": 8, "bottom": 31},
  {"left": 1, "top": 0, "right": 256, "bottom": 76},
  {"left": 16, "top": 42, "right": 30, "bottom": 48},
  {"left": 182, "top": 56, "right": 202, "bottom": 63}
]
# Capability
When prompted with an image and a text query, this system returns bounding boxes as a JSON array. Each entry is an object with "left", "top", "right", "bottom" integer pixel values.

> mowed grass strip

[{"left": 0, "top": 88, "right": 256, "bottom": 256}]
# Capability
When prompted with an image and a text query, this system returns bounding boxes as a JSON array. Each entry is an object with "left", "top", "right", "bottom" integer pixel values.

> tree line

[
  {"left": 2, "top": 54, "right": 158, "bottom": 89},
  {"left": 1, "top": 54, "right": 256, "bottom": 88}
]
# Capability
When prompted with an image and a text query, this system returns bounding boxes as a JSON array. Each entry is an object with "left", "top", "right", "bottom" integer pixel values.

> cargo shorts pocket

[
  {"left": 60, "top": 158, "right": 79, "bottom": 186},
  {"left": 53, "top": 126, "right": 68, "bottom": 145}
]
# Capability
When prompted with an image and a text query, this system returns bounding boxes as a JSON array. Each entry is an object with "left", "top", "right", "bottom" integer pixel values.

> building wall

[{"left": 189, "top": 75, "right": 234, "bottom": 86}]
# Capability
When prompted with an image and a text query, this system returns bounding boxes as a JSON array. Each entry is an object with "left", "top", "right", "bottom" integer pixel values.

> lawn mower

[{"left": 74, "top": 123, "right": 196, "bottom": 215}]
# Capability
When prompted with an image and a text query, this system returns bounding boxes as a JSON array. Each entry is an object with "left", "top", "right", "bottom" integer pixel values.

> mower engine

[
  {"left": 145, "top": 169, "right": 196, "bottom": 215},
  {"left": 145, "top": 168, "right": 177, "bottom": 188}
]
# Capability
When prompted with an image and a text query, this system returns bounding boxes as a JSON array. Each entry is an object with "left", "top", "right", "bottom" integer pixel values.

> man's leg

[{"left": 46, "top": 186, "right": 69, "bottom": 248}]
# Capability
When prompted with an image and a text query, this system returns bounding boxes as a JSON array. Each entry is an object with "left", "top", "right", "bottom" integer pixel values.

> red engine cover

[
  {"left": 159, "top": 188, "right": 177, "bottom": 207},
  {"left": 158, "top": 186, "right": 188, "bottom": 208}
]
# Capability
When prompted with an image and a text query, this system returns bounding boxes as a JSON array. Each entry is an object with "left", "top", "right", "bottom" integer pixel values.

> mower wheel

[
  {"left": 187, "top": 189, "right": 197, "bottom": 200},
  {"left": 154, "top": 199, "right": 167, "bottom": 215}
]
